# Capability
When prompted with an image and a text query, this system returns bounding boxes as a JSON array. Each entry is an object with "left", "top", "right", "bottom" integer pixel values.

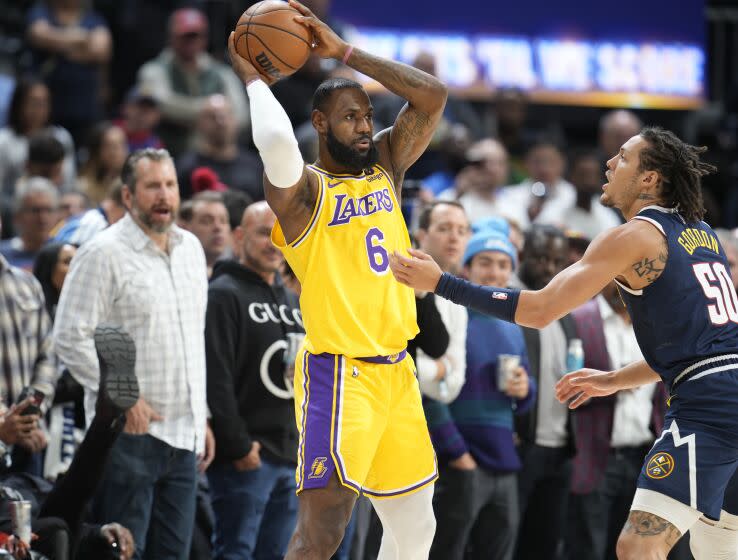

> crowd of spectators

[{"left": 1, "top": 1, "right": 738, "bottom": 559}]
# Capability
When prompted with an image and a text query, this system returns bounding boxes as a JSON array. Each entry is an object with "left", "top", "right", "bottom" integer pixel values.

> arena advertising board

[{"left": 332, "top": 0, "right": 706, "bottom": 109}]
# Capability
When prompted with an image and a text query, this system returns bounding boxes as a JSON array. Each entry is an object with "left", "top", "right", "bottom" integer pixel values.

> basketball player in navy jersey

[{"left": 390, "top": 127, "right": 738, "bottom": 559}]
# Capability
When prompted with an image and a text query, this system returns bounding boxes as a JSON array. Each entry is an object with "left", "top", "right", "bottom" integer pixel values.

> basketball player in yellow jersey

[{"left": 227, "top": 1, "right": 447, "bottom": 559}]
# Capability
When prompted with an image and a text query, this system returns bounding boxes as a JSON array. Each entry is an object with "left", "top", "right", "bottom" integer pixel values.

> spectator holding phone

[{"left": 0, "top": 215, "right": 57, "bottom": 476}]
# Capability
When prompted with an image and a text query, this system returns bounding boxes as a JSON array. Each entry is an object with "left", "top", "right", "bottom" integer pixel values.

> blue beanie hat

[
  {"left": 471, "top": 216, "right": 510, "bottom": 237},
  {"left": 463, "top": 229, "right": 517, "bottom": 269}
]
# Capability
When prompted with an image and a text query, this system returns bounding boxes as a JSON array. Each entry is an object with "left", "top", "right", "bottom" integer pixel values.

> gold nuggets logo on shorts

[
  {"left": 646, "top": 452, "right": 675, "bottom": 479},
  {"left": 308, "top": 457, "right": 329, "bottom": 479}
]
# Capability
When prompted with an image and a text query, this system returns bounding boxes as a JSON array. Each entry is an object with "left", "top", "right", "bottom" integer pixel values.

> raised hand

[
  {"left": 227, "top": 31, "right": 275, "bottom": 85},
  {"left": 289, "top": 0, "right": 347, "bottom": 60}
]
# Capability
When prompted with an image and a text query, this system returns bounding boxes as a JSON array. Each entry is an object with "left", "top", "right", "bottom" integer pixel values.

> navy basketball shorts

[{"left": 635, "top": 369, "right": 738, "bottom": 527}]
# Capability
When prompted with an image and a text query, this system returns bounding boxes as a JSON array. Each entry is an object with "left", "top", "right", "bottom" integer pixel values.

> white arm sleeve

[{"left": 247, "top": 80, "right": 304, "bottom": 188}]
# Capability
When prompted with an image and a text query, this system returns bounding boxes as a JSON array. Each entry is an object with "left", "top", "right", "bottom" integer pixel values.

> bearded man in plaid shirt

[{"left": 54, "top": 148, "right": 215, "bottom": 560}]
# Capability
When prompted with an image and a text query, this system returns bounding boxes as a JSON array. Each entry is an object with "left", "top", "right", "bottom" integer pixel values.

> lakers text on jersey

[{"left": 272, "top": 164, "right": 418, "bottom": 358}]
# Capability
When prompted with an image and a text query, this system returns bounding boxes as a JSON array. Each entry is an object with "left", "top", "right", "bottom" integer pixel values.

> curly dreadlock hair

[{"left": 637, "top": 127, "right": 717, "bottom": 223}]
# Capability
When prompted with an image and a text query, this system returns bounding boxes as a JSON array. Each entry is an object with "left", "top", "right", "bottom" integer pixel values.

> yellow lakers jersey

[{"left": 272, "top": 164, "right": 418, "bottom": 357}]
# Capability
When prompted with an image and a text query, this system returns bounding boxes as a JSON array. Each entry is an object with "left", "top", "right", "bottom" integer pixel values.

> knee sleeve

[
  {"left": 370, "top": 485, "right": 436, "bottom": 560},
  {"left": 689, "top": 511, "right": 738, "bottom": 560}
]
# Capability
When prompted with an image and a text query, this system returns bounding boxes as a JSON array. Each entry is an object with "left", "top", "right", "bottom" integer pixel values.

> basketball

[{"left": 234, "top": 0, "right": 312, "bottom": 82}]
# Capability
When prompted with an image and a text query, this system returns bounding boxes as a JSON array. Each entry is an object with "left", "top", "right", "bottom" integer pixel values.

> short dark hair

[
  {"left": 637, "top": 127, "right": 716, "bottom": 223},
  {"left": 192, "top": 191, "right": 225, "bottom": 205},
  {"left": 312, "top": 78, "right": 364, "bottom": 113},
  {"left": 121, "top": 148, "right": 172, "bottom": 192},
  {"left": 567, "top": 147, "right": 601, "bottom": 175},
  {"left": 178, "top": 200, "right": 194, "bottom": 224},
  {"left": 191, "top": 191, "right": 226, "bottom": 217},
  {"left": 416, "top": 200, "right": 466, "bottom": 231},
  {"left": 222, "top": 190, "right": 254, "bottom": 230},
  {"left": 525, "top": 136, "right": 564, "bottom": 157},
  {"left": 523, "top": 223, "right": 567, "bottom": 250},
  {"left": 28, "top": 131, "right": 65, "bottom": 165},
  {"left": 7, "top": 77, "right": 47, "bottom": 135}
]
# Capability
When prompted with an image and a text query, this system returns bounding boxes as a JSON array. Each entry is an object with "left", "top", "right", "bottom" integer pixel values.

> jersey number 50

[{"left": 693, "top": 262, "right": 738, "bottom": 325}]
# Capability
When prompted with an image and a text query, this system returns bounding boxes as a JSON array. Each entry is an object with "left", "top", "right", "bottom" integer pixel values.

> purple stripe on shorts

[
  {"left": 296, "top": 350, "right": 309, "bottom": 490},
  {"left": 331, "top": 356, "right": 361, "bottom": 493},
  {"left": 300, "top": 352, "right": 339, "bottom": 491}
]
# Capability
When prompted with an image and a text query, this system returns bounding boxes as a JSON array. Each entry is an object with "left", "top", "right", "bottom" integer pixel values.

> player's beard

[{"left": 326, "top": 127, "right": 379, "bottom": 173}]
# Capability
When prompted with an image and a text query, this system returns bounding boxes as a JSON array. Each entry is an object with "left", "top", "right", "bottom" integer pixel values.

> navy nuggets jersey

[{"left": 616, "top": 206, "right": 738, "bottom": 389}]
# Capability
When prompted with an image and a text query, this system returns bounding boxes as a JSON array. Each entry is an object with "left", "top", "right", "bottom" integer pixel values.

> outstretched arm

[
  {"left": 289, "top": 0, "right": 447, "bottom": 182},
  {"left": 390, "top": 224, "right": 645, "bottom": 328},
  {"left": 227, "top": 32, "right": 314, "bottom": 243}
]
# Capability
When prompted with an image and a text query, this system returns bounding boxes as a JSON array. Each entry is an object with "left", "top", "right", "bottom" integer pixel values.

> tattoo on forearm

[
  {"left": 623, "top": 511, "right": 681, "bottom": 547},
  {"left": 631, "top": 239, "right": 668, "bottom": 284},
  {"left": 347, "top": 48, "right": 444, "bottom": 174},
  {"left": 348, "top": 48, "right": 437, "bottom": 93}
]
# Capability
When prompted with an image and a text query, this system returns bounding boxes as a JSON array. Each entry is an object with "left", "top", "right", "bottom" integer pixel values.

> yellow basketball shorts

[{"left": 293, "top": 348, "right": 438, "bottom": 498}]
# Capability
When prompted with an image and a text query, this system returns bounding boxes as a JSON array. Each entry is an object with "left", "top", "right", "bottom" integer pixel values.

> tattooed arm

[
  {"left": 514, "top": 222, "right": 654, "bottom": 328},
  {"left": 392, "top": 219, "right": 665, "bottom": 328},
  {"left": 347, "top": 49, "right": 447, "bottom": 184},
  {"left": 290, "top": 0, "right": 448, "bottom": 186}
]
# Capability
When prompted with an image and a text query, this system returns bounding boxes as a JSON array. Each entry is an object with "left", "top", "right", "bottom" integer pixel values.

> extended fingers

[
  {"left": 407, "top": 247, "right": 432, "bottom": 260},
  {"left": 293, "top": 15, "right": 315, "bottom": 26},
  {"left": 390, "top": 269, "right": 412, "bottom": 286},
  {"left": 568, "top": 392, "right": 590, "bottom": 409},
  {"left": 391, "top": 250, "right": 417, "bottom": 267},
  {"left": 555, "top": 378, "right": 585, "bottom": 403},
  {"left": 288, "top": 0, "right": 313, "bottom": 16}
]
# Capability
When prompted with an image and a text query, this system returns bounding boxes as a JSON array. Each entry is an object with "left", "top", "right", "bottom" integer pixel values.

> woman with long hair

[
  {"left": 0, "top": 78, "right": 76, "bottom": 205},
  {"left": 33, "top": 242, "right": 87, "bottom": 480},
  {"left": 32, "top": 241, "right": 76, "bottom": 319},
  {"left": 78, "top": 122, "right": 129, "bottom": 205}
]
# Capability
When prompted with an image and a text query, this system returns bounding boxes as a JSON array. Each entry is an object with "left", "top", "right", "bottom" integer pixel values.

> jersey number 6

[
  {"left": 365, "top": 227, "right": 389, "bottom": 275},
  {"left": 693, "top": 262, "right": 738, "bottom": 325}
]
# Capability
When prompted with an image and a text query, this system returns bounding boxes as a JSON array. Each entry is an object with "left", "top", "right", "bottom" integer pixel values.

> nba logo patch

[
  {"left": 308, "top": 457, "right": 329, "bottom": 479},
  {"left": 492, "top": 292, "right": 508, "bottom": 300},
  {"left": 646, "top": 452, "right": 675, "bottom": 479}
]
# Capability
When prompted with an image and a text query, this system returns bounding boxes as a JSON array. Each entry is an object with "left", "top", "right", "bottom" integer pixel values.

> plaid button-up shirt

[
  {"left": 53, "top": 214, "right": 209, "bottom": 453},
  {"left": 0, "top": 255, "right": 56, "bottom": 407}
]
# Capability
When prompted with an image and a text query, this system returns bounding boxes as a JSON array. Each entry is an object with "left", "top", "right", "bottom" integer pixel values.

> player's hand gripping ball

[{"left": 233, "top": 0, "right": 313, "bottom": 83}]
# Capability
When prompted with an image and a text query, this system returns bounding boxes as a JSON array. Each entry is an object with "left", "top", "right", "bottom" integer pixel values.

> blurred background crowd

[{"left": 0, "top": 0, "right": 737, "bottom": 559}]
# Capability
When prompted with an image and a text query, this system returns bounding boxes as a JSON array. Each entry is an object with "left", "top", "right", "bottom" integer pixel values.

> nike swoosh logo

[{"left": 327, "top": 181, "right": 342, "bottom": 188}]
